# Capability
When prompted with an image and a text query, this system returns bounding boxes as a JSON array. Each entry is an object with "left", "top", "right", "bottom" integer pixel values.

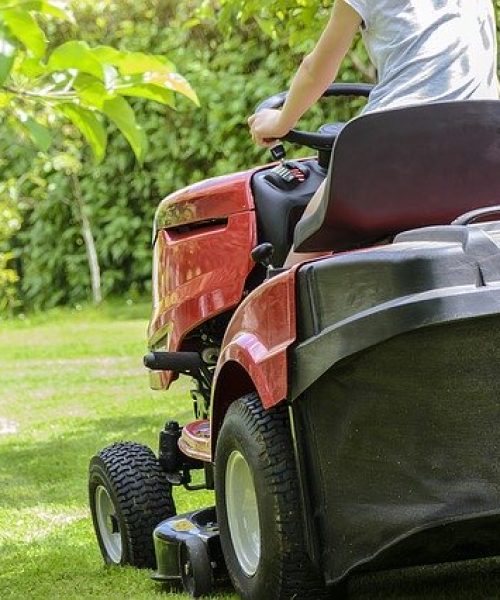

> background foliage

[
  {"left": 3, "top": 0, "right": 493, "bottom": 313},
  {"left": 0, "top": 0, "right": 198, "bottom": 312}
]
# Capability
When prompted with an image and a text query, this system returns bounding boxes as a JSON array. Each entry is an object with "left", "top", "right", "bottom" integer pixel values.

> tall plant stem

[{"left": 71, "top": 173, "right": 102, "bottom": 305}]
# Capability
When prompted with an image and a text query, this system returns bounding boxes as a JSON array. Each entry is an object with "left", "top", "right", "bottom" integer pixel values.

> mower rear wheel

[
  {"left": 215, "top": 393, "right": 334, "bottom": 600},
  {"left": 89, "top": 441, "right": 175, "bottom": 568}
]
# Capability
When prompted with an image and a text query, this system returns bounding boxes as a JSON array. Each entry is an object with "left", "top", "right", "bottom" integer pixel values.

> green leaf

[
  {"left": 17, "top": 55, "right": 45, "bottom": 77},
  {"left": 1, "top": 9, "right": 47, "bottom": 58},
  {"left": 19, "top": 116, "right": 52, "bottom": 151},
  {"left": 145, "top": 71, "right": 199, "bottom": 106},
  {"left": 91, "top": 46, "right": 175, "bottom": 75},
  {"left": 74, "top": 73, "right": 113, "bottom": 109},
  {"left": 40, "top": 0, "right": 75, "bottom": 22},
  {"left": 116, "top": 83, "right": 175, "bottom": 106},
  {"left": 47, "top": 41, "right": 104, "bottom": 80},
  {"left": 255, "top": 17, "right": 277, "bottom": 39},
  {"left": 59, "top": 104, "right": 107, "bottom": 163},
  {"left": 88, "top": 47, "right": 197, "bottom": 104},
  {"left": 88, "top": 45, "right": 121, "bottom": 65},
  {"left": 101, "top": 95, "right": 146, "bottom": 162},
  {"left": 0, "top": 0, "right": 75, "bottom": 23},
  {"left": 114, "top": 74, "right": 175, "bottom": 106},
  {"left": 0, "top": 31, "right": 16, "bottom": 85},
  {"left": 182, "top": 17, "right": 201, "bottom": 29},
  {"left": 0, "top": 90, "right": 10, "bottom": 106}
]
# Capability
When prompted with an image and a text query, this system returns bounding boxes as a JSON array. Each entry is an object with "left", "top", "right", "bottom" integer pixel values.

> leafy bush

[
  {"left": 0, "top": 193, "right": 21, "bottom": 314},
  {"left": 5, "top": 0, "right": 372, "bottom": 310}
]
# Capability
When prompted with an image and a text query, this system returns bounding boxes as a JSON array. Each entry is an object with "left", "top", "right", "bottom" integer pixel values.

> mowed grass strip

[
  {"left": 1, "top": 302, "right": 500, "bottom": 599},
  {"left": 0, "top": 303, "right": 234, "bottom": 600}
]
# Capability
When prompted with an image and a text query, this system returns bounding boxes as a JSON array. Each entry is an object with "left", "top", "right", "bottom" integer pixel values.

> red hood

[{"left": 154, "top": 168, "right": 260, "bottom": 236}]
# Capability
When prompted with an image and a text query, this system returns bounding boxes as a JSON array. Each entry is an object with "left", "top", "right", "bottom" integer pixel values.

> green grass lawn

[
  {"left": 1, "top": 302, "right": 500, "bottom": 599},
  {"left": 0, "top": 302, "right": 233, "bottom": 600}
]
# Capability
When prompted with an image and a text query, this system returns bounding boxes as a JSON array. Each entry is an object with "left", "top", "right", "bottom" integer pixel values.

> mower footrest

[{"left": 179, "top": 420, "right": 211, "bottom": 463}]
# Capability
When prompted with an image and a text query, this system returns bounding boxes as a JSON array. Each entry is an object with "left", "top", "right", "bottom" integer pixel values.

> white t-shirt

[{"left": 344, "top": 0, "right": 499, "bottom": 113}]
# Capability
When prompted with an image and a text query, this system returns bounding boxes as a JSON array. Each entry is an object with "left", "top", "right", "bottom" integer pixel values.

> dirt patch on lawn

[{"left": 0, "top": 418, "right": 18, "bottom": 435}]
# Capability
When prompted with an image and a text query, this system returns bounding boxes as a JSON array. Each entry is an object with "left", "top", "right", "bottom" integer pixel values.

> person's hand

[{"left": 247, "top": 109, "right": 291, "bottom": 148}]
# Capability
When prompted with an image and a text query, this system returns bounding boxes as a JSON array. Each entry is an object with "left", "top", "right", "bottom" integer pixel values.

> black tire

[
  {"left": 180, "top": 538, "right": 214, "bottom": 598},
  {"left": 89, "top": 441, "right": 176, "bottom": 568},
  {"left": 215, "top": 393, "right": 338, "bottom": 600}
]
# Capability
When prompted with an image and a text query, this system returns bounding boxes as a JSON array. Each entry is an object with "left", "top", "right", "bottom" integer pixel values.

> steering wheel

[{"left": 255, "top": 83, "right": 373, "bottom": 152}]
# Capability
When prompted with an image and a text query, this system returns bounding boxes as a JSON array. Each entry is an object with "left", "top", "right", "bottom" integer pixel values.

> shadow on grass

[
  {"left": 2, "top": 414, "right": 500, "bottom": 598},
  {"left": 0, "top": 519, "right": 179, "bottom": 600},
  {"left": 0, "top": 412, "right": 191, "bottom": 508},
  {"left": 2, "top": 517, "right": 500, "bottom": 600}
]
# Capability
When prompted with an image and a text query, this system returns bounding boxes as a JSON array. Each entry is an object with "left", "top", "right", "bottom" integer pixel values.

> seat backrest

[{"left": 294, "top": 101, "right": 500, "bottom": 253}]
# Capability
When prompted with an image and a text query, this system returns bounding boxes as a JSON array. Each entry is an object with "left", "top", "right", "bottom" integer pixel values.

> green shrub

[
  {"left": 0, "top": 179, "right": 22, "bottom": 315},
  {"left": 4, "top": 1, "right": 371, "bottom": 310}
]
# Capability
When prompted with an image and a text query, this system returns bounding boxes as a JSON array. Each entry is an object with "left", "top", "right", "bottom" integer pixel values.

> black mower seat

[
  {"left": 317, "top": 122, "right": 346, "bottom": 169},
  {"left": 294, "top": 100, "right": 500, "bottom": 253}
]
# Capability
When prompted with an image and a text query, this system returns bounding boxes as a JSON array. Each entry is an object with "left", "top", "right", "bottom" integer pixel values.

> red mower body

[
  {"left": 142, "top": 100, "right": 500, "bottom": 594},
  {"left": 89, "top": 95, "right": 500, "bottom": 600},
  {"left": 148, "top": 169, "right": 260, "bottom": 390}
]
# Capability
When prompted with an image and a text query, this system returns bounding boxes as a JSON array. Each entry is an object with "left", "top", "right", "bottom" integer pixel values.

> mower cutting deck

[{"left": 89, "top": 86, "right": 500, "bottom": 599}]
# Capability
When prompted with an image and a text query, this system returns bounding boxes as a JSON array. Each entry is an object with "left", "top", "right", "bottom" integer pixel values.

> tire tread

[
  {"left": 218, "top": 393, "right": 333, "bottom": 599},
  {"left": 89, "top": 441, "right": 175, "bottom": 568}
]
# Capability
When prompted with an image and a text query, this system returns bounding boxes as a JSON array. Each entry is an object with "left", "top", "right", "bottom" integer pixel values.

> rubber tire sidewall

[
  {"left": 89, "top": 460, "right": 131, "bottom": 566},
  {"left": 89, "top": 441, "right": 177, "bottom": 569},
  {"left": 216, "top": 401, "right": 292, "bottom": 600}
]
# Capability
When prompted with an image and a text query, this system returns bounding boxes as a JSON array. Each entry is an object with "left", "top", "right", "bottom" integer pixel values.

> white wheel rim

[
  {"left": 225, "top": 450, "right": 261, "bottom": 576},
  {"left": 95, "top": 485, "right": 122, "bottom": 563}
]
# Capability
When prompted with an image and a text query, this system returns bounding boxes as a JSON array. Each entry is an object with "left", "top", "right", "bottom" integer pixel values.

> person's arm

[{"left": 248, "top": 0, "right": 362, "bottom": 147}]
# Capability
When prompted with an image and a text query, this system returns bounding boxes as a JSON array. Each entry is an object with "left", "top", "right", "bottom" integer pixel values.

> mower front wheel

[
  {"left": 89, "top": 441, "right": 176, "bottom": 568},
  {"left": 215, "top": 393, "right": 332, "bottom": 600}
]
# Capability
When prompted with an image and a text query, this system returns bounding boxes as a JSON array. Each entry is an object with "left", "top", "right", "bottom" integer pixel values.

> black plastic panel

[
  {"left": 290, "top": 222, "right": 500, "bottom": 584},
  {"left": 292, "top": 317, "right": 500, "bottom": 584},
  {"left": 292, "top": 225, "right": 500, "bottom": 398},
  {"left": 252, "top": 160, "right": 326, "bottom": 267},
  {"left": 296, "top": 240, "right": 479, "bottom": 341}
]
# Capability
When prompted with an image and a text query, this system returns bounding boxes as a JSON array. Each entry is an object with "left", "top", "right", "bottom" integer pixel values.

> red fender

[{"left": 210, "top": 268, "right": 298, "bottom": 454}]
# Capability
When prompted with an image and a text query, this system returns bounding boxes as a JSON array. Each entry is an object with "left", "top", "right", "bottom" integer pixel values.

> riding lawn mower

[{"left": 88, "top": 84, "right": 500, "bottom": 599}]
